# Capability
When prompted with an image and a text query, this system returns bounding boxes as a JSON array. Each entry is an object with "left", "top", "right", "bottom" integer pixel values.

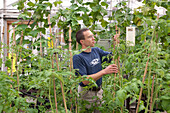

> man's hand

[{"left": 103, "top": 64, "right": 118, "bottom": 75}]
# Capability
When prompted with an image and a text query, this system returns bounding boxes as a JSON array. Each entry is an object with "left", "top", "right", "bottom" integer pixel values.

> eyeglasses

[{"left": 88, "top": 35, "right": 95, "bottom": 38}]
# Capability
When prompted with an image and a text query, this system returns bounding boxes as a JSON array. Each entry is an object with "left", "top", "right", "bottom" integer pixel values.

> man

[{"left": 73, "top": 28, "right": 118, "bottom": 113}]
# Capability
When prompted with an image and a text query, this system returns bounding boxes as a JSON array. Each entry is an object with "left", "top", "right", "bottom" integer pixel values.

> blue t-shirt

[{"left": 73, "top": 47, "right": 112, "bottom": 87}]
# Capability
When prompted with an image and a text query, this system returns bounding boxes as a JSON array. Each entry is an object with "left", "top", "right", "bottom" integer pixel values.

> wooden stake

[
  {"left": 117, "top": 28, "right": 121, "bottom": 86},
  {"left": 39, "top": 32, "right": 42, "bottom": 71},
  {"left": 149, "top": 74, "right": 155, "bottom": 113},
  {"left": 15, "top": 31, "right": 23, "bottom": 91},
  {"left": 54, "top": 30, "right": 68, "bottom": 113},
  {"left": 11, "top": 26, "right": 15, "bottom": 78},
  {"left": 76, "top": 42, "right": 78, "bottom": 50},
  {"left": 48, "top": 14, "right": 58, "bottom": 113},
  {"left": 113, "top": 25, "right": 122, "bottom": 113},
  {"left": 69, "top": 26, "right": 73, "bottom": 71},
  {"left": 40, "top": 32, "right": 43, "bottom": 57},
  {"left": 150, "top": 14, "right": 159, "bottom": 112},
  {"left": 136, "top": 20, "right": 157, "bottom": 112},
  {"left": 68, "top": 26, "right": 73, "bottom": 112},
  {"left": 136, "top": 53, "right": 150, "bottom": 113}
]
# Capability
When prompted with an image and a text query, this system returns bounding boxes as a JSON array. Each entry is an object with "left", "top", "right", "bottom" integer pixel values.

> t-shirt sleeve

[
  {"left": 97, "top": 47, "right": 112, "bottom": 56},
  {"left": 73, "top": 55, "right": 87, "bottom": 76},
  {"left": 96, "top": 47, "right": 112, "bottom": 63}
]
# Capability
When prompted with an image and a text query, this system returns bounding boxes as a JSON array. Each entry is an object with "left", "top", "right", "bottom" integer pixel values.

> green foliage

[{"left": 0, "top": 0, "right": 169, "bottom": 112}]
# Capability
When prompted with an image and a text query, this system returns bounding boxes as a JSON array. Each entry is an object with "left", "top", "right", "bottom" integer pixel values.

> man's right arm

[{"left": 82, "top": 64, "right": 118, "bottom": 85}]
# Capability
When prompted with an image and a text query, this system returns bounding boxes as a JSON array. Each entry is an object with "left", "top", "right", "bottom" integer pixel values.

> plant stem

[
  {"left": 48, "top": 14, "right": 58, "bottom": 113},
  {"left": 49, "top": 78, "right": 54, "bottom": 113},
  {"left": 150, "top": 14, "right": 159, "bottom": 112},
  {"left": 136, "top": 53, "right": 150, "bottom": 113},
  {"left": 145, "top": 61, "right": 152, "bottom": 113}
]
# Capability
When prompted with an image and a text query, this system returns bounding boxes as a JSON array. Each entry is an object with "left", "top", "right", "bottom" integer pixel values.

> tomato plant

[{"left": 0, "top": 0, "right": 169, "bottom": 113}]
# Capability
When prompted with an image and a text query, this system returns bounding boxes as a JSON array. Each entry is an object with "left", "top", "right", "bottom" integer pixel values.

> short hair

[{"left": 76, "top": 28, "right": 89, "bottom": 45}]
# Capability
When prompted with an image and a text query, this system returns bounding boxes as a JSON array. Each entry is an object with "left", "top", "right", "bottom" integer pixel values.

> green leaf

[
  {"left": 96, "top": 14, "right": 102, "bottom": 20},
  {"left": 131, "top": 82, "right": 139, "bottom": 93},
  {"left": 5, "top": 59, "right": 11, "bottom": 68},
  {"left": 0, "top": 58, "right": 2, "bottom": 66},
  {"left": 137, "top": 80, "right": 144, "bottom": 89},
  {"left": 29, "top": 29, "right": 40, "bottom": 37},
  {"left": 130, "top": 97, "right": 137, "bottom": 104},
  {"left": 16, "top": 24, "right": 28, "bottom": 30},
  {"left": 77, "top": 7, "right": 89, "bottom": 12},
  {"left": 116, "top": 89, "right": 127, "bottom": 107},
  {"left": 61, "top": 71, "right": 75, "bottom": 76},
  {"left": 77, "top": 0, "right": 83, "bottom": 4},
  {"left": 12, "top": 20, "right": 21, "bottom": 26},
  {"left": 38, "top": 28, "right": 46, "bottom": 34},
  {"left": 101, "top": 2, "right": 108, "bottom": 8},
  {"left": 101, "top": 19, "right": 108, "bottom": 27},
  {"left": 138, "top": 101, "right": 145, "bottom": 112},
  {"left": 30, "top": 21, "right": 37, "bottom": 29},
  {"left": 53, "top": 1, "right": 58, "bottom": 7},
  {"left": 37, "top": 97, "right": 45, "bottom": 103},
  {"left": 161, "top": 99, "right": 170, "bottom": 111},
  {"left": 26, "top": 12, "right": 32, "bottom": 17},
  {"left": 0, "top": 105, "right": 3, "bottom": 112},
  {"left": 56, "top": 0, "right": 62, "bottom": 5},
  {"left": 27, "top": 1, "right": 35, "bottom": 7},
  {"left": 53, "top": 73, "right": 64, "bottom": 83},
  {"left": 70, "top": 4, "right": 78, "bottom": 9}
]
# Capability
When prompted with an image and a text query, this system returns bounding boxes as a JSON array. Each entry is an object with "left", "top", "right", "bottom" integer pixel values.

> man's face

[{"left": 81, "top": 30, "right": 95, "bottom": 47}]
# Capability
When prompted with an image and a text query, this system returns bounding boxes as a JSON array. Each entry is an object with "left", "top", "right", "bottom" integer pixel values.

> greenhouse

[{"left": 0, "top": 0, "right": 169, "bottom": 113}]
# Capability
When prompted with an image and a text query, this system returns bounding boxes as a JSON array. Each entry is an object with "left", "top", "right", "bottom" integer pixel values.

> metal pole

[
  {"left": 1, "top": 14, "right": 4, "bottom": 71},
  {"left": 3, "top": 0, "right": 6, "bottom": 13}
]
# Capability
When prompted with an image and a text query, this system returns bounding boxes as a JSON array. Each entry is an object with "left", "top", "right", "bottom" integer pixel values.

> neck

[{"left": 82, "top": 46, "right": 91, "bottom": 52}]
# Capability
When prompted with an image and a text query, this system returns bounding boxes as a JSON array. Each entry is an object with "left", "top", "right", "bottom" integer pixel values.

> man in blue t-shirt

[{"left": 73, "top": 28, "right": 118, "bottom": 112}]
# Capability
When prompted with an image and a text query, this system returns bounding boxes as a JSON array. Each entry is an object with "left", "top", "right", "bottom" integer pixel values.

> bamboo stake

[
  {"left": 39, "top": 32, "right": 42, "bottom": 71},
  {"left": 75, "top": 29, "right": 78, "bottom": 113},
  {"left": 136, "top": 22, "right": 157, "bottom": 113},
  {"left": 48, "top": 14, "right": 58, "bottom": 113},
  {"left": 150, "top": 14, "right": 159, "bottom": 112},
  {"left": 117, "top": 28, "right": 121, "bottom": 86},
  {"left": 76, "top": 42, "right": 78, "bottom": 50},
  {"left": 136, "top": 54, "right": 150, "bottom": 113},
  {"left": 39, "top": 32, "right": 42, "bottom": 70},
  {"left": 112, "top": 25, "right": 117, "bottom": 113},
  {"left": 149, "top": 74, "right": 155, "bottom": 113},
  {"left": 113, "top": 25, "right": 122, "bottom": 113},
  {"left": 68, "top": 26, "right": 73, "bottom": 112},
  {"left": 54, "top": 31, "right": 68, "bottom": 113},
  {"left": 69, "top": 27, "right": 73, "bottom": 71},
  {"left": 15, "top": 31, "right": 23, "bottom": 91},
  {"left": 11, "top": 26, "right": 15, "bottom": 78},
  {"left": 145, "top": 60, "right": 152, "bottom": 113},
  {"left": 117, "top": 29, "right": 123, "bottom": 113}
]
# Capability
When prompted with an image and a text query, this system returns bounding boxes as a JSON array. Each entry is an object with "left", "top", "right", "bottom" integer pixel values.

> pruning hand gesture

[{"left": 103, "top": 64, "right": 118, "bottom": 75}]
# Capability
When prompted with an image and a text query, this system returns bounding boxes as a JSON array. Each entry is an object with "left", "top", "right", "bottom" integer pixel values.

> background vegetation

[{"left": 0, "top": 0, "right": 169, "bottom": 112}]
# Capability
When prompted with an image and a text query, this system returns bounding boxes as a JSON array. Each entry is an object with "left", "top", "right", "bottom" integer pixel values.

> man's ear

[{"left": 80, "top": 40, "right": 84, "bottom": 45}]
